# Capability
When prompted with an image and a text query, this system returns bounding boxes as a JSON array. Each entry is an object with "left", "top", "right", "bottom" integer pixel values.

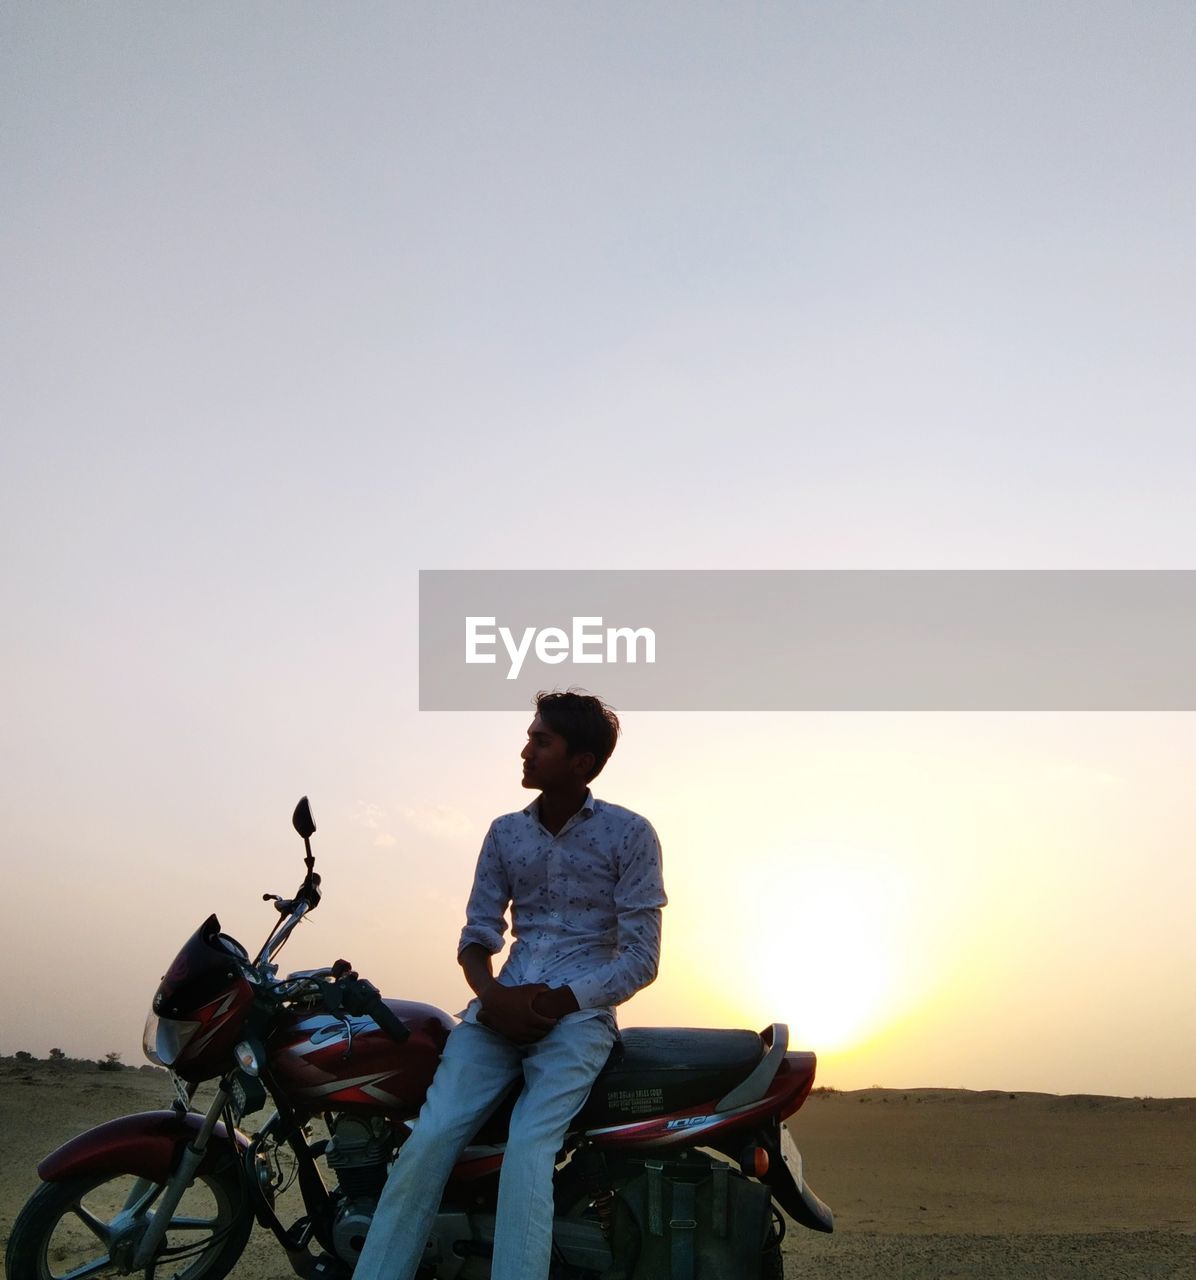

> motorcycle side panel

[
  {"left": 268, "top": 999, "right": 454, "bottom": 1120},
  {"left": 37, "top": 1110, "right": 250, "bottom": 1184},
  {"left": 583, "top": 1052, "right": 817, "bottom": 1150}
]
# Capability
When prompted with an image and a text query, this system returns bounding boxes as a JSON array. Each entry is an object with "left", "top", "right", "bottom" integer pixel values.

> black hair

[{"left": 534, "top": 689, "right": 621, "bottom": 781}]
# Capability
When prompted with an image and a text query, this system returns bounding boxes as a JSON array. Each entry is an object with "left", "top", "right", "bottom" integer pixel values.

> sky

[{"left": 2, "top": 2, "right": 1194, "bottom": 1097}]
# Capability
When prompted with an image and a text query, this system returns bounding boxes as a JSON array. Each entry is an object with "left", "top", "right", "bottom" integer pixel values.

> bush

[
  {"left": 48, "top": 1047, "right": 66, "bottom": 1063},
  {"left": 97, "top": 1051, "right": 124, "bottom": 1073},
  {"left": 15, "top": 1050, "right": 33, "bottom": 1062}
]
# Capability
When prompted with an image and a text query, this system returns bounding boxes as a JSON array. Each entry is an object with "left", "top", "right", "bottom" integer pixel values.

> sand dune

[{"left": 3, "top": 1061, "right": 1193, "bottom": 1278}]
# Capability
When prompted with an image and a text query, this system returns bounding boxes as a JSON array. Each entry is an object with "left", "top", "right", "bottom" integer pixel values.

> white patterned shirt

[{"left": 457, "top": 790, "right": 667, "bottom": 1022}]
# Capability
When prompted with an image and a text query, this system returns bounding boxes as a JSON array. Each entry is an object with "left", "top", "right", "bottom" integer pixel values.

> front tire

[{"left": 5, "top": 1155, "right": 252, "bottom": 1280}]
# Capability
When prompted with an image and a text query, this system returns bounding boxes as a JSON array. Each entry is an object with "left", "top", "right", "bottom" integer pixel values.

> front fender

[{"left": 38, "top": 1110, "right": 252, "bottom": 1184}]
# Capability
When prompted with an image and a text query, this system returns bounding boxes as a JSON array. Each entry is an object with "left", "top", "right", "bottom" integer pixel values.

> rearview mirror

[{"left": 292, "top": 796, "right": 316, "bottom": 840}]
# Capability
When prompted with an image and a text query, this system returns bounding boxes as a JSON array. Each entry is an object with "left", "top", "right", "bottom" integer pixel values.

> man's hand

[
  {"left": 477, "top": 981, "right": 557, "bottom": 1044},
  {"left": 531, "top": 985, "right": 580, "bottom": 1021},
  {"left": 460, "top": 945, "right": 579, "bottom": 1044}
]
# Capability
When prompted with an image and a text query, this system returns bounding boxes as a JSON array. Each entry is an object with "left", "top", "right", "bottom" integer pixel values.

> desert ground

[{"left": 2, "top": 1059, "right": 1192, "bottom": 1279}]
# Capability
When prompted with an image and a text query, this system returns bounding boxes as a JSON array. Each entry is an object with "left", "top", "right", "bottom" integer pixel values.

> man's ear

[{"left": 571, "top": 751, "right": 596, "bottom": 780}]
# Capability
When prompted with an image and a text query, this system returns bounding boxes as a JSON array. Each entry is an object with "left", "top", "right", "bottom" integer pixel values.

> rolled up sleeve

[{"left": 457, "top": 824, "right": 510, "bottom": 958}]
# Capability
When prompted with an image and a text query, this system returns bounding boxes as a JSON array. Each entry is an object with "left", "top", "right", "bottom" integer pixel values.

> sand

[
  {"left": 791, "top": 1087, "right": 1195, "bottom": 1277},
  {"left": 3, "top": 1061, "right": 1193, "bottom": 1279}
]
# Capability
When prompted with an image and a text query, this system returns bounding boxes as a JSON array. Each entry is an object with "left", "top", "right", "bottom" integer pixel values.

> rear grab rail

[{"left": 714, "top": 1023, "right": 788, "bottom": 1112}]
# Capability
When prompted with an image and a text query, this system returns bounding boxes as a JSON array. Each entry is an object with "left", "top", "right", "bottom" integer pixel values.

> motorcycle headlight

[{"left": 143, "top": 1010, "right": 200, "bottom": 1067}]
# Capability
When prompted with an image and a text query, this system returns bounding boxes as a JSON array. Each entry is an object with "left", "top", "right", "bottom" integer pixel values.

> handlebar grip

[
  {"left": 367, "top": 992, "right": 410, "bottom": 1044},
  {"left": 338, "top": 975, "right": 410, "bottom": 1043}
]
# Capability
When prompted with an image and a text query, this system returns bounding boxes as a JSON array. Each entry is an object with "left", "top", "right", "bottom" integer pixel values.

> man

[{"left": 353, "top": 690, "right": 667, "bottom": 1280}]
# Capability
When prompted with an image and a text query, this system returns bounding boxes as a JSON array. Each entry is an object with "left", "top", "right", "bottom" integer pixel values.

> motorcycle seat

[
  {"left": 577, "top": 1028, "right": 765, "bottom": 1126},
  {"left": 611, "top": 1027, "right": 764, "bottom": 1073}
]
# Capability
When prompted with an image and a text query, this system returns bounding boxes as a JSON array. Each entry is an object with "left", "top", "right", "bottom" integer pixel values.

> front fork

[
  {"left": 130, "top": 1086, "right": 231, "bottom": 1268},
  {"left": 242, "top": 1104, "right": 345, "bottom": 1280}
]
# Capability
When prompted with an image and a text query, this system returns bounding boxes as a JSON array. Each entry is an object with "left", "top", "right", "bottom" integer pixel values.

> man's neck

[{"left": 536, "top": 786, "right": 589, "bottom": 836}]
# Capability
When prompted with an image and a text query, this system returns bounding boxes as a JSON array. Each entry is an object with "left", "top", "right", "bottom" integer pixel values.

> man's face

[{"left": 521, "top": 715, "right": 591, "bottom": 791}]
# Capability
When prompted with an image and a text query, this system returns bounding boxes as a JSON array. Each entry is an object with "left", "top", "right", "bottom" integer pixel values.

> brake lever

[{"left": 302, "top": 872, "right": 322, "bottom": 909}]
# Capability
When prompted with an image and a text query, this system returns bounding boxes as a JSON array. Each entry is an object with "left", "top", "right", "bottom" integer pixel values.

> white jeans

[{"left": 352, "top": 1014, "right": 617, "bottom": 1280}]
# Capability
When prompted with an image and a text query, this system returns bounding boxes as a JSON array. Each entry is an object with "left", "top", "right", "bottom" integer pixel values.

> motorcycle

[{"left": 6, "top": 798, "right": 833, "bottom": 1280}]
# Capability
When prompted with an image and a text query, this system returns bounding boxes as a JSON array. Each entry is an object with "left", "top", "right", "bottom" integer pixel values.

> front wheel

[{"left": 5, "top": 1156, "right": 253, "bottom": 1280}]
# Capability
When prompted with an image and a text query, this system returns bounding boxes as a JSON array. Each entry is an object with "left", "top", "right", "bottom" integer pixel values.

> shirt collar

[{"left": 523, "top": 788, "right": 596, "bottom": 825}]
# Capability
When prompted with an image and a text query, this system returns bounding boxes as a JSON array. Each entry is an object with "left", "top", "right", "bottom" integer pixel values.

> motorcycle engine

[{"left": 325, "top": 1113, "right": 395, "bottom": 1263}]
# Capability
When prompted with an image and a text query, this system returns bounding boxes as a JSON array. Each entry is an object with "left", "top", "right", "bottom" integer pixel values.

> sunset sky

[{"left": 3, "top": 3, "right": 1193, "bottom": 1097}]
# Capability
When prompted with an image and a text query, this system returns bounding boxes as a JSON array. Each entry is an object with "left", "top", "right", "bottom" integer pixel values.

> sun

[
  {"left": 762, "top": 902, "right": 897, "bottom": 1053},
  {"left": 727, "top": 855, "right": 909, "bottom": 1056}
]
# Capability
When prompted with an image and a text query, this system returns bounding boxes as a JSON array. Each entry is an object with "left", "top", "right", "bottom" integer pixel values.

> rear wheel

[
  {"left": 5, "top": 1157, "right": 252, "bottom": 1280},
  {"left": 760, "top": 1236, "right": 784, "bottom": 1278},
  {"left": 759, "top": 1206, "right": 786, "bottom": 1279}
]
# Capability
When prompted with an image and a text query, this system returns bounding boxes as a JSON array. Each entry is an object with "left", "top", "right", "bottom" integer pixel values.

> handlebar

[
  {"left": 251, "top": 801, "right": 408, "bottom": 1045},
  {"left": 262, "top": 872, "right": 322, "bottom": 915},
  {"left": 359, "top": 985, "right": 411, "bottom": 1045},
  {"left": 328, "top": 968, "right": 411, "bottom": 1045},
  {"left": 264, "top": 965, "right": 410, "bottom": 1046},
  {"left": 254, "top": 873, "right": 322, "bottom": 967}
]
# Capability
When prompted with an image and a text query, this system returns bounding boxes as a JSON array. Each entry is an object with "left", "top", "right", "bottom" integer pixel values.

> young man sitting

[{"left": 352, "top": 690, "right": 667, "bottom": 1280}]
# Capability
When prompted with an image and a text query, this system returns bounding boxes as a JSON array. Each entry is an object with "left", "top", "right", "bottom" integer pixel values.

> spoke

[
  {"left": 122, "top": 1179, "right": 158, "bottom": 1212},
  {"left": 56, "top": 1255, "right": 118, "bottom": 1280},
  {"left": 69, "top": 1204, "right": 114, "bottom": 1245}
]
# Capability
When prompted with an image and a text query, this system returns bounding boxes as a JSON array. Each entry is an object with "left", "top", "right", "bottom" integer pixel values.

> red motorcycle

[{"left": 6, "top": 799, "right": 832, "bottom": 1280}]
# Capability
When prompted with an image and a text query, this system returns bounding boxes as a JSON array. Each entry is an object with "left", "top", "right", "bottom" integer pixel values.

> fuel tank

[{"left": 267, "top": 999, "right": 454, "bottom": 1120}]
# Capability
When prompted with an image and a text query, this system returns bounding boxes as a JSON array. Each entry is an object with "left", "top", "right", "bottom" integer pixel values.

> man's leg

[
  {"left": 488, "top": 1014, "right": 617, "bottom": 1280},
  {"left": 352, "top": 1021, "right": 523, "bottom": 1280}
]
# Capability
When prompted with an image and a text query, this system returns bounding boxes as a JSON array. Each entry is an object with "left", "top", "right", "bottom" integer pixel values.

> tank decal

[
  {"left": 294, "top": 1071, "right": 405, "bottom": 1108},
  {"left": 284, "top": 1016, "right": 377, "bottom": 1056}
]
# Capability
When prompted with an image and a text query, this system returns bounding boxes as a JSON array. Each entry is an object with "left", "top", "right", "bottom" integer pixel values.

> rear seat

[{"left": 577, "top": 1028, "right": 764, "bottom": 1125}]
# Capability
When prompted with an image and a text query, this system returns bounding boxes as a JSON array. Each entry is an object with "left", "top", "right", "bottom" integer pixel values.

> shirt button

[{"left": 551, "top": 910, "right": 560, "bottom": 918}]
